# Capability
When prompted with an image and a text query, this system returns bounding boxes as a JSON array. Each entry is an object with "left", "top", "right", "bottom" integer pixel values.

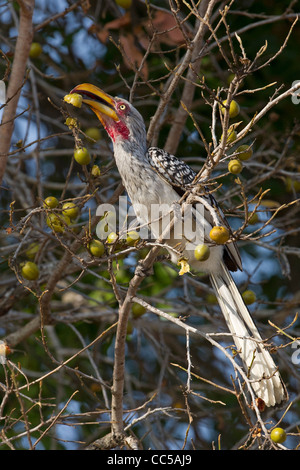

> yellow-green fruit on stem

[
  {"left": 43, "top": 196, "right": 59, "bottom": 209},
  {"left": 91, "top": 165, "right": 101, "bottom": 177},
  {"left": 65, "top": 117, "right": 77, "bottom": 129},
  {"left": 21, "top": 261, "right": 39, "bottom": 280},
  {"left": 228, "top": 159, "right": 243, "bottom": 174},
  {"left": 194, "top": 244, "right": 210, "bottom": 261},
  {"left": 270, "top": 428, "right": 286, "bottom": 444},
  {"left": 248, "top": 213, "right": 259, "bottom": 225},
  {"left": 126, "top": 230, "right": 140, "bottom": 246},
  {"left": 46, "top": 213, "right": 70, "bottom": 233},
  {"left": 74, "top": 147, "right": 91, "bottom": 165},
  {"left": 132, "top": 302, "right": 147, "bottom": 318},
  {"left": 25, "top": 242, "right": 40, "bottom": 259},
  {"left": 221, "top": 126, "right": 237, "bottom": 144},
  {"left": 29, "top": 42, "right": 43, "bottom": 59},
  {"left": 106, "top": 232, "right": 118, "bottom": 244},
  {"left": 209, "top": 226, "right": 230, "bottom": 244},
  {"left": 242, "top": 290, "right": 256, "bottom": 305},
  {"left": 88, "top": 239, "right": 105, "bottom": 257},
  {"left": 62, "top": 202, "right": 79, "bottom": 220},
  {"left": 221, "top": 99, "right": 240, "bottom": 118},
  {"left": 85, "top": 127, "right": 101, "bottom": 142},
  {"left": 237, "top": 144, "right": 253, "bottom": 161}
]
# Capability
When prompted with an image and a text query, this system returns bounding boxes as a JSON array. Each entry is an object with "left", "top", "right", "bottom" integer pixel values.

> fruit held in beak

[
  {"left": 69, "top": 84, "right": 119, "bottom": 123},
  {"left": 64, "top": 93, "right": 83, "bottom": 108}
]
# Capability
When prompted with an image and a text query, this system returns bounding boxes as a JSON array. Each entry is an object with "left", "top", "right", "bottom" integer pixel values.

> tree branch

[{"left": 0, "top": 0, "right": 35, "bottom": 185}]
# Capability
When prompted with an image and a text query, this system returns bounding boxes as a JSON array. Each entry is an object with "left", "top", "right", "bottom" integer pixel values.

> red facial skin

[
  {"left": 105, "top": 101, "right": 130, "bottom": 141},
  {"left": 106, "top": 119, "right": 129, "bottom": 142}
]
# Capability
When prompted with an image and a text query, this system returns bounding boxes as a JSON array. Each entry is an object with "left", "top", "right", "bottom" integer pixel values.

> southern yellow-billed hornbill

[{"left": 70, "top": 83, "right": 287, "bottom": 407}]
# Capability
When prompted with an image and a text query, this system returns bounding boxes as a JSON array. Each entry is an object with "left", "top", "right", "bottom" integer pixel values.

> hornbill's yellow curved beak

[{"left": 70, "top": 83, "right": 119, "bottom": 124}]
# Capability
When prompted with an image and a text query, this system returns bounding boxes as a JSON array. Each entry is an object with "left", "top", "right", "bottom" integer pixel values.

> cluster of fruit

[
  {"left": 220, "top": 99, "right": 253, "bottom": 175},
  {"left": 63, "top": 94, "right": 103, "bottom": 171},
  {"left": 20, "top": 197, "right": 80, "bottom": 281},
  {"left": 44, "top": 197, "right": 79, "bottom": 233},
  {"left": 20, "top": 196, "right": 141, "bottom": 281},
  {"left": 193, "top": 225, "right": 256, "bottom": 305}
]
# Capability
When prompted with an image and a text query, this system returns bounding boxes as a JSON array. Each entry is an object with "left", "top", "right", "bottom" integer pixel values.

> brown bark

[{"left": 0, "top": 0, "right": 35, "bottom": 186}]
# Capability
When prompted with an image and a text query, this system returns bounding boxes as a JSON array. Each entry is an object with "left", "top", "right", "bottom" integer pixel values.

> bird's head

[{"left": 70, "top": 83, "right": 146, "bottom": 148}]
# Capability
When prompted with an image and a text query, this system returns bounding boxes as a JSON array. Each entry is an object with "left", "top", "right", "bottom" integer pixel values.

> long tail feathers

[{"left": 210, "top": 263, "right": 287, "bottom": 407}]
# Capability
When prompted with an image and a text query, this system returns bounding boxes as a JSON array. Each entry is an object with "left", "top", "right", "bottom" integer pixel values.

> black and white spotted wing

[
  {"left": 147, "top": 147, "right": 196, "bottom": 190},
  {"left": 146, "top": 146, "right": 242, "bottom": 272}
]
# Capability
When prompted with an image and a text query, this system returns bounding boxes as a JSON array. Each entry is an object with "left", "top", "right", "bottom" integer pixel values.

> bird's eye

[{"left": 119, "top": 104, "right": 127, "bottom": 111}]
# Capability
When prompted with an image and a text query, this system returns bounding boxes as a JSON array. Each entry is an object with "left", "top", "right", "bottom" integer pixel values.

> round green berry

[
  {"left": 228, "top": 159, "right": 243, "bottom": 174},
  {"left": 237, "top": 144, "right": 253, "bottom": 161},
  {"left": 21, "top": 261, "right": 39, "bottom": 280},
  {"left": 74, "top": 147, "right": 91, "bottom": 165},
  {"left": 221, "top": 99, "right": 240, "bottom": 118},
  {"left": 88, "top": 239, "right": 105, "bottom": 257},
  {"left": 242, "top": 290, "right": 256, "bottom": 305},
  {"left": 194, "top": 244, "right": 210, "bottom": 261},
  {"left": 270, "top": 427, "right": 286, "bottom": 444}
]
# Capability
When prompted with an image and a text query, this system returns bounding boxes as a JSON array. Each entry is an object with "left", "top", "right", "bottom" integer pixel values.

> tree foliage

[{"left": 0, "top": 0, "right": 300, "bottom": 450}]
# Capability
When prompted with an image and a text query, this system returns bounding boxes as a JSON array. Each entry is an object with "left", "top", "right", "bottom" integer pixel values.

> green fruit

[
  {"left": 221, "top": 99, "right": 240, "bottom": 118},
  {"left": 237, "top": 144, "right": 253, "bottom": 161},
  {"left": 248, "top": 213, "right": 259, "bottom": 225},
  {"left": 85, "top": 127, "right": 101, "bottom": 142},
  {"left": 132, "top": 302, "right": 147, "bottom": 318},
  {"left": 285, "top": 177, "right": 300, "bottom": 193},
  {"left": 46, "top": 213, "right": 70, "bottom": 233},
  {"left": 270, "top": 427, "right": 286, "bottom": 444},
  {"left": 65, "top": 117, "right": 77, "bottom": 129},
  {"left": 242, "top": 290, "right": 256, "bottom": 305},
  {"left": 91, "top": 165, "right": 101, "bottom": 177},
  {"left": 88, "top": 239, "right": 105, "bottom": 257},
  {"left": 194, "top": 244, "right": 210, "bottom": 261},
  {"left": 228, "top": 159, "right": 243, "bottom": 174},
  {"left": 126, "top": 320, "right": 134, "bottom": 335},
  {"left": 209, "top": 226, "right": 230, "bottom": 244},
  {"left": 74, "top": 147, "right": 91, "bottom": 165},
  {"left": 106, "top": 232, "right": 118, "bottom": 244},
  {"left": 43, "top": 196, "right": 59, "bottom": 209},
  {"left": 116, "top": 0, "right": 132, "bottom": 8},
  {"left": 126, "top": 230, "right": 140, "bottom": 246},
  {"left": 206, "top": 293, "right": 217, "bottom": 304},
  {"left": 62, "top": 202, "right": 79, "bottom": 220},
  {"left": 21, "top": 261, "right": 39, "bottom": 280},
  {"left": 29, "top": 42, "right": 43, "bottom": 59},
  {"left": 221, "top": 126, "right": 237, "bottom": 144},
  {"left": 25, "top": 242, "right": 40, "bottom": 259}
]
